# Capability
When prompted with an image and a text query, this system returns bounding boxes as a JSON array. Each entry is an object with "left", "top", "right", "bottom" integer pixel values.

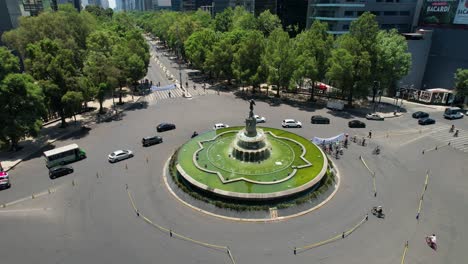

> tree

[
  {"left": 262, "top": 28, "right": 295, "bottom": 97},
  {"left": 213, "top": 7, "right": 233, "bottom": 32},
  {"left": 326, "top": 48, "right": 355, "bottom": 99},
  {"left": 232, "top": 30, "right": 264, "bottom": 91},
  {"left": 25, "top": 38, "right": 80, "bottom": 127},
  {"left": 0, "top": 47, "right": 20, "bottom": 81},
  {"left": 256, "top": 10, "right": 281, "bottom": 36},
  {"left": 232, "top": 6, "right": 257, "bottom": 31},
  {"left": 96, "top": 82, "right": 110, "bottom": 114},
  {"left": 184, "top": 28, "right": 218, "bottom": 70},
  {"left": 0, "top": 74, "right": 45, "bottom": 150},
  {"left": 375, "top": 29, "right": 412, "bottom": 97},
  {"left": 205, "top": 30, "right": 247, "bottom": 82},
  {"left": 62, "top": 91, "right": 84, "bottom": 122},
  {"left": 454, "top": 69, "right": 468, "bottom": 98}
]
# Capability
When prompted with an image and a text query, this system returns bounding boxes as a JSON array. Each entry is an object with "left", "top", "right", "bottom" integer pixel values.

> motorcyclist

[
  {"left": 450, "top": 124, "right": 455, "bottom": 133},
  {"left": 191, "top": 131, "right": 198, "bottom": 138},
  {"left": 376, "top": 205, "right": 383, "bottom": 214},
  {"left": 454, "top": 129, "right": 459, "bottom": 137}
]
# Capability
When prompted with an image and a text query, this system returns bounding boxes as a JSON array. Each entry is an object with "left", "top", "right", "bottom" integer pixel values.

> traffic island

[{"left": 164, "top": 100, "right": 339, "bottom": 220}]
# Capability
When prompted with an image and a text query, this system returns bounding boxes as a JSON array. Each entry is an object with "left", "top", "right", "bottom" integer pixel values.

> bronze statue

[{"left": 249, "top": 99, "right": 255, "bottom": 117}]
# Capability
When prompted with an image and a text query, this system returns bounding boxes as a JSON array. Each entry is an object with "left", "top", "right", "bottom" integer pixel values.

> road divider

[
  {"left": 126, "top": 186, "right": 236, "bottom": 264},
  {"left": 359, "top": 156, "right": 377, "bottom": 197},
  {"left": 294, "top": 214, "right": 368, "bottom": 254},
  {"left": 401, "top": 241, "right": 409, "bottom": 264},
  {"left": 416, "top": 171, "right": 430, "bottom": 221}
]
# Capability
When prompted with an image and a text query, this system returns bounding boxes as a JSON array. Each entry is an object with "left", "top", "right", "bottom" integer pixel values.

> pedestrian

[
  {"left": 203, "top": 84, "right": 206, "bottom": 92},
  {"left": 193, "top": 84, "right": 196, "bottom": 90},
  {"left": 158, "top": 81, "right": 160, "bottom": 87},
  {"left": 368, "top": 130, "right": 372, "bottom": 139},
  {"left": 185, "top": 81, "right": 188, "bottom": 88},
  {"left": 168, "top": 91, "right": 171, "bottom": 98}
]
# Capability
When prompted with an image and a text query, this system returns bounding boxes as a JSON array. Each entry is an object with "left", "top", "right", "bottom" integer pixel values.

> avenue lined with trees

[
  {"left": 132, "top": 8, "right": 412, "bottom": 105},
  {"left": 0, "top": 5, "right": 149, "bottom": 149}
]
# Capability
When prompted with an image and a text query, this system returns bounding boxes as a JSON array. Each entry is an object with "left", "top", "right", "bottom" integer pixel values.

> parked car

[
  {"left": 311, "top": 115, "right": 330, "bottom": 124},
  {"left": 49, "top": 165, "right": 73, "bottom": 179},
  {"left": 108, "top": 150, "right": 134, "bottom": 163},
  {"left": 282, "top": 119, "right": 302, "bottom": 128},
  {"left": 0, "top": 171, "right": 11, "bottom": 189},
  {"left": 366, "top": 113, "right": 385, "bottom": 121},
  {"left": 254, "top": 115, "right": 266, "bottom": 123},
  {"left": 157, "top": 123, "right": 176, "bottom": 132},
  {"left": 213, "top": 123, "right": 229, "bottom": 130},
  {"left": 412, "top": 111, "right": 429, "bottom": 119},
  {"left": 418, "top": 117, "right": 436, "bottom": 125},
  {"left": 142, "top": 136, "right": 163, "bottom": 147},
  {"left": 348, "top": 120, "right": 366, "bottom": 128}
]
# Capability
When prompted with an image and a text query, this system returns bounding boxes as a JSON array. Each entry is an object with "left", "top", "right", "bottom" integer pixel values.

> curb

[
  {"left": 4, "top": 97, "right": 141, "bottom": 172},
  {"left": 162, "top": 156, "right": 341, "bottom": 223}
]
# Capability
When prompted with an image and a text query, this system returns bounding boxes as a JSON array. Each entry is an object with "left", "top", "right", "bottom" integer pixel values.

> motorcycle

[
  {"left": 371, "top": 206, "right": 385, "bottom": 219},
  {"left": 425, "top": 236, "right": 437, "bottom": 251},
  {"left": 191, "top": 132, "right": 199, "bottom": 138},
  {"left": 454, "top": 130, "right": 459, "bottom": 137},
  {"left": 373, "top": 146, "right": 381, "bottom": 155}
]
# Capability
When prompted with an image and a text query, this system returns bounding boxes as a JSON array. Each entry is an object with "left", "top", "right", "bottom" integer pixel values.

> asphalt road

[
  {"left": 1, "top": 91, "right": 467, "bottom": 264},
  {"left": 1, "top": 38, "right": 467, "bottom": 263}
]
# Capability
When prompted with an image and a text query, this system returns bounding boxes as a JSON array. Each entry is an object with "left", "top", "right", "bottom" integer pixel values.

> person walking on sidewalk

[
  {"left": 368, "top": 130, "right": 372, "bottom": 139},
  {"left": 168, "top": 91, "right": 172, "bottom": 98}
]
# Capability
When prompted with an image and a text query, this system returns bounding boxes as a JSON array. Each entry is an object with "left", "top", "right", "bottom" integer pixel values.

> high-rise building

[
  {"left": 307, "top": 0, "right": 418, "bottom": 34},
  {"left": 0, "top": 0, "right": 22, "bottom": 44},
  {"left": 171, "top": 0, "right": 181, "bottom": 10},
  {"left": 57, "top": 0, "right": 82, "bottom": 10},
  {"left": 277, "top": 0, "right": 308, "bottom": 31}
]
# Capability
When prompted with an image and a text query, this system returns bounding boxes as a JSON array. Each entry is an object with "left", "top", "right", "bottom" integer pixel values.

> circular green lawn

[{"left": 176, "top": 127, "right": 327, "bottom": 199}]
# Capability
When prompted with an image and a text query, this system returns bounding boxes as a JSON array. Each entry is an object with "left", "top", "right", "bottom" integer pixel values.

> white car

[
  {"left": 366, "top": 113, "right": 385, "bottom": 121},
  {"left": 282, "top": 119, "right": 302, "bottom": 128},
  {"left": 108, "top": 150, "right": 134, "bottom": 163},
  {"left": 213, "top": 123, "right": 229, "bottom": 130},
  {"left": 254, "top": 115, "right": 266, "bottom": 123}
]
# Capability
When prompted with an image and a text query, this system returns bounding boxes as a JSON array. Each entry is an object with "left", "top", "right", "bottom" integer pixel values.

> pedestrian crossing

[
  {"left": 142, "top": 88, "right": 185, "bottom": 104},
  {"left": 429, "top": 125, "right": 468, "bottom": 152}
]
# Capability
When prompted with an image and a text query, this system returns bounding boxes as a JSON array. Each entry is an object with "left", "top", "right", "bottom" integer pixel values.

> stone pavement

[{"left": 0, "top": 93, "right": 140, "bottom": 172}]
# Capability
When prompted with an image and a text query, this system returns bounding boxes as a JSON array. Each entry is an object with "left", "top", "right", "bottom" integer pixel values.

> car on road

[
  {"left": 282, "top": 119, "right": 302, "bottom": 128},
  {"left": 157, "top": 123, "right": 176, "bottom": 132},
  {"left": 444, "top": 107, "right": 464, "bottom": 120},
  {"left": 254, "top": 115, "right": 266, "bottom": 123},
  {"left": 311, "top": 115, "right": 330, "bottom": 124},
  {"left": 366, "top": 113, "right": 385, "bottom": 121},
  {"left": 108, "top": 150, "right": 134, "bottom": 163},
  {"left": 0, "top": 171, "right": 11, "bottom": 189},
  {"left": 348, "top": 120, "right": 366, "bottom": 128},
  {"left": 412, "top": 111, "right": 429, "bottom": 119},
  {"left": 49, "top": 165, "right": 74, "bottom": 179},
  {"left": 142, "top": 136, "right": 163, "bottom": 147},
  {"left": 418, "top": 117, "right": 436, "bottom": 125},
  {"left": 213, "top": 123, "right": 229, "bottom": 130}
]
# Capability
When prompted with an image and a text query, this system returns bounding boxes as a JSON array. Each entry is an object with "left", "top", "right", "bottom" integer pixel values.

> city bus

[{"left": 43, "top": 143, "right": 86, "bottom": 168}]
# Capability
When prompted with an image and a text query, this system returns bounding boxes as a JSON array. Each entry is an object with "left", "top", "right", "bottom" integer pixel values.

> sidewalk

[{"left": 0, "top": 93, "right": 140, "bottom": 172}]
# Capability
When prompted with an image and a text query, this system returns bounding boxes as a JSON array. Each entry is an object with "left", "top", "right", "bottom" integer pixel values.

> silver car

[{"left": 108, "top": 150, "right": 134, "bottom": 163}]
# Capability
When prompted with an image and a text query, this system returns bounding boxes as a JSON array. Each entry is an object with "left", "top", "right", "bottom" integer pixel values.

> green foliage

[
  {"left": 213, "top": 7, "right": 233, "bottom": 32},
  {"left": 256, "top": 10, "right": 281, "bottom": 36},
  {"left": 0, "top": 47, "right": 20, "bottom": 81},
  {"left": 232, "top": 6, "right": 257, "bottom": 31},
  {"left": 0, "top": 74, "right": 45, "bottom": 149},
  {"left": 262, "top": 28, "right": 295, "bottom": 97},
  {"left": 184, "top": 28, "right": 218, "bottom": 69},
  {"left": 375, "top": 29, "right": 412, "bottom": 95},
  {"left": 454, "top": 69, "right": 468, "bottom": 98},
  {"left": 232, "top": 30, "right": 265, "bottom": 89},
  {"left": 62, "top": 91, "right": 84, "bottom": 121}
]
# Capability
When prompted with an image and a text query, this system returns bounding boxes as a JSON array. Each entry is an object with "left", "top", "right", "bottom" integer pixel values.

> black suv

[
  {"left": 49, "top": 166, "right": 73, "bottom": 179},
  {"left": 311, "top": 115, "right": 330, "bottom": 124},
  {"left": 157, "top": 123, "right": 176, "bottom": 132},
  {"left": 142, "top": 136, "right": 163, "bottom": 147}
]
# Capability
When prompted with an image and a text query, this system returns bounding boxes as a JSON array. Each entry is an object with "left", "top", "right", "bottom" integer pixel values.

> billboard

[
  {"left": 454, "top": 0, "right": 468, "bottom": 24},
  {"left": 419, "top": 0, "right": 468, "bottom": 25}
]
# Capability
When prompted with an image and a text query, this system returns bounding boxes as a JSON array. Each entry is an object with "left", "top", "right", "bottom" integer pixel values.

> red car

[{"left": 0, "top": 171, "right": 11, "bottom": 189}]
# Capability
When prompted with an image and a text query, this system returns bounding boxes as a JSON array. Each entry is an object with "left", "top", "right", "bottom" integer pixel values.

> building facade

[
  {"left": 0, "top": 0, "right": 22, "bottom": 44},
  {"left": 307, "top": 0, "right": 418, "bottom": 34}
]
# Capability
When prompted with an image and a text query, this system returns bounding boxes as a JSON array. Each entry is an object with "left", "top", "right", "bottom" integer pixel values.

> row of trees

[
  {"left": 131, "top": 8, "right": 412, "bottom": 104},
  {"left": 0, "top": 5, "right": 149, "bottom": 149}
]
